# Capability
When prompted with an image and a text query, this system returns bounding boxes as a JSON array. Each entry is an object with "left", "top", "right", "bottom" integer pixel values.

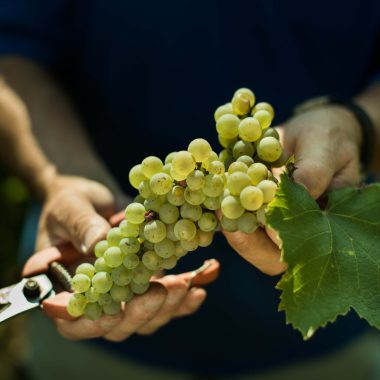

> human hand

[
  {"left": 222, "top": 105, "right": 363, "bottom": 275},
  {"left": 33, "top": 174, "right": 209, "bottom": 341}
]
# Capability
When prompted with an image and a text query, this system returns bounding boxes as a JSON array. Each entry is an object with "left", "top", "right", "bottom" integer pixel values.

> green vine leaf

[{"left": 266, "top": 174, "right": 380, "bottom": 339}]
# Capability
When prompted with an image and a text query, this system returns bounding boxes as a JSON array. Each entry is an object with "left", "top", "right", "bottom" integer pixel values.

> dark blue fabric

[{"left": 1, "top": 0, "right": 380, "bottom": 375}]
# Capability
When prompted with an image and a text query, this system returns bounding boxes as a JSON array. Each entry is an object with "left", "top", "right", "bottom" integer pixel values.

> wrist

[{"left": 34, "top": 164, "right": 58, "bottom": 201}]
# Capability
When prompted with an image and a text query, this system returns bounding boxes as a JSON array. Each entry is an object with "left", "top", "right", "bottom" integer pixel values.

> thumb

[
  {"left": 45, "top": 190, "right": 111, "bottom": 254},
  {"left": 291, "top": 137, "right": 336, "bottom": 199}
]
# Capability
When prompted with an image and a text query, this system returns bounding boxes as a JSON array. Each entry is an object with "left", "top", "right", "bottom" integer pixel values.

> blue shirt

[{"left": 1, "top": 0, "right": 379, "bottom": 376}]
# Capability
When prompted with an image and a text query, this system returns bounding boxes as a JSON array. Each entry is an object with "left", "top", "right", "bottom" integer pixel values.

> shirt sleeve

[{"left": 0, "top": 0, "right": 69, "bottom": 67}]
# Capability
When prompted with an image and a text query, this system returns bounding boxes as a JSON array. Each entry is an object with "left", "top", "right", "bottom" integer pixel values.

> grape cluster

[{"left": 67, "top": 88, "right": 284, "bottom": 320}]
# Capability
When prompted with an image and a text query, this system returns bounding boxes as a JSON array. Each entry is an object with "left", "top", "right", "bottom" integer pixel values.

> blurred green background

[{"left": 0, "top": 167, "right": 31, "bottom": 380}]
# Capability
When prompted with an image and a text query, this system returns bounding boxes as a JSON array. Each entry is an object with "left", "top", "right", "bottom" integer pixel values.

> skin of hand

[
  {"left": 222, "top": 105, "right": 363, "bottom": 276},
  {"left": 37, "top": 174, "right": 207, "bottom": 341}
]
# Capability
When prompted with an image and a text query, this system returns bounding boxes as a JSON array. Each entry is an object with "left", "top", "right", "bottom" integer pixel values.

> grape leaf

[{"left": 266, "top": 174, "right": 380, "bottom": 339}]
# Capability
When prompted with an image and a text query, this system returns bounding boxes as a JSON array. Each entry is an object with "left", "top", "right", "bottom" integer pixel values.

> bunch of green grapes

[
  {"left": 215, "top": 88, "right": 283, "bottom": 234},
  {"left": 67, "top": 88, "right": 284, "bottom": 320}
]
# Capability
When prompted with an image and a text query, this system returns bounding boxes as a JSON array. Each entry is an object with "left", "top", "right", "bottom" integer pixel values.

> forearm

[
  {"left": 0, "top": 78, "right": 55, "bottom": 198},
  {"left": 0, "top": 56, "right": 125, "bottom": 201},
  {"left": 355, "top": 82, "right": 380, "bottom": 171}
]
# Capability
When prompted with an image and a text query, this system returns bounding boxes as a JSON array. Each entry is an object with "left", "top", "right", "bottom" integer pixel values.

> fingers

[
  {"left": 55, "top": 313, "right": 123, "bottom": 340},
  {"left": 173, "top": 287, "right": 207, "bottom": 317},
  {"left": 45, "top": 190, "right": 111, "bottom": 254},
  {"left": 137, "top": 275, "right": 189, "bottom": 335},
  {"left": 222, "top": 227, "right": 287, "bottom": 276},
  {"left": 104, "top": 283, "right": 167, "bottom": 342}
]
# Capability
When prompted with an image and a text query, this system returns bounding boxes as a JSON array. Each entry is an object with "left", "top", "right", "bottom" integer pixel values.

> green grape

[
  {"left": 142, "top": 250, "right": 163, "bottom": 271},
  {"left": 130, "top": 281, "right": 150, "bottom": 294},
  {"left": 161, "top": 256, "right": 178, "bottom": 270},
  {"left": 188, "top": 138, "right": 212, "bottom": 163},
  {"left": 144, "top": 220, "right": 167, "bottom": 243},
  {"left": 134, "top": 194, "right": 145, "bottom": 204},
  {"left": 239, "top": 186, "right": 264, "bottom": 211},
  {"left": 119, "top": 237, "right": 140, "bottom": 255},
  {"left": 180, "top": 235, "right": 199, "bottom": 252},
  {"left": 237, "top": 155, "right": 254, "bottom": 167},
  {"left": 92, "top": 272, "right": 113, "bottom": 294},
  {"left": 233, "top": 88, "right": 255, "bottom": 107},
  {"left": 184, "top": 187, "right": 206, "bottom": 206},
  {"left": 257, "top": 180, "right": 277, "bottom": 203},
  {"left": 174, "top": 241, "right": 188, "bottom": 257},
  {"left": 110, "top": 285, "right": 131, "bottom": 302},
  {"left": 202, "top": 151, "right": 219, "bottom": 171},
  {"left": 167, "top": 185, "right": 185, "bottom": 206},
  {"left": 232, "top": 93, "right": 251, "bottom": 115},
  {"left": 256, "top": 137, "right": 282, "bottom": 162},
  {"left": 238, "top": 117, "right": 262, "bottom": 142},
  {"left": 165, "top": 151, "right": 177, "bottom": 164},
  {"left": 75, "top": 263, "right": 95, "bottom": 279},
  {"left": 216, "top": 114, "right": 240, "bottom": 139},
  {"left": 198, "top": 212, "right": 218, "bottom": 232},
  {"left": 170, "top": 167, "right": 188, "bottom": 181},
  {"left": 141, "top": 156, "right": 164, "bottom": 178},
  {"left": 103, "top": 301, "right": 121, "bottom": 316},
  {"left": 123, "top": 253, "right": 140, "bottom": 270},
  {"left": 154, "top": 238, "right": 176, "bottom": 258},
  {"left": 203, "top": 196, "right": 221, "bottom": 210},
  {"left": 133, "top": 263, "right": 153, "bottom": 285},
  {"left": 218, "top": 135, "right": 237, "bottom": 149},
  {"left": 166, "top": 223, "right": 179, "bottom": 242},
  {"left": 94, "top": 257, "right": 112, "bottom": 273},
  {"left": 98, "top": 293, "right": 112, "bottom": 306},
  {"left": 256, "top": 205, "right": 267, "bottom": 225},
  {"left": 186, "top": 170, "right": 205, "bottom": 190},
  {"left": 84, "top": 302, "right": 102, "bottom": 321},
  {"left": 129, "top": 164, "right": 147, "bottom": 190},
  {"left": 180, "top": 202, "right": 202, "bottom": 222},
  {"left": 119, "top": 220, "right": 139, "bottom": 238},
  {"left": 162, "top": 163, "right": 172, "bottom": 175},
  {"left": 251, "top": 102, "right": 274, "bottom": 119},
  {"left": 208, "top": 160, "right": 225, "bottom": 175},
  {"left": 94, "top": 240, "right": 109, "bottom": 258},
  {"left": 227, "top": 172, "right": 251, "bottom": 196},
  {"left": 72, "top": 273, "right": 91, "bottom": 293},
  {"left": 158, "top": 203, "right": 179, "bottom": 224},
  {"left": 67, "top": 293, "right": 87, "bottom": 317},
  {"left": 104, "top": 247, "right": 123, "bottom": 268},
  {"left": 247, "top": 163, "right": 268, "bottom": 185},
  {"left": 218, "top": 149, "right": 230, "bottom": 164},
  {"left": 125, "top": 203, "right": 146, "bottom": 224},
  {"left": 203, "top": 174, "right": 224, "bottom": 197},
  {"left": 232, "top": 140, "right": 255, "bottom": 159},
  {"left": 228, "top": 161, "right": 248, "bottom": 174},
  {"left": 220, "top": 215, "right": 238, "bottom": 232},
  {"left": 262, "top": 127, "right": 279, "bottom": 139},
  {"left": 172, "top": 150, "right": 195, "bottom": 176},
  {"left": 214, "top": 102, "right": 233, "bottom": 122},
  {"left": 144, "top": 197, "right": 163, "bottom": 213},
  {"left": 139, "top": 222, "right": 146, "bottom": 240},
  {"left": 85, "top": 287, "right": 100, "bottom": 303},
  {"left": 198, "top": 230, "right": 214, "bottom": 247},
  {"left": 237, "top": 212, "right": 259, "bottom": 234},
  {"left": 138, "top": 180, "right": 152, "bottom": 198},
  {"left": 174, "top": 219, "right": 197, "bottom": 241},
  {"left": 253, "top": 110, "right": 272, "bottom": 129},
  {"left": 149, "top": 173, "right": 173, "bottom": 195},
  {"left": 107, "top": 227, "right": 124, "bottom": 246},
  {"left": 221, "top": 195, "right": 245, "bottom": 219}
]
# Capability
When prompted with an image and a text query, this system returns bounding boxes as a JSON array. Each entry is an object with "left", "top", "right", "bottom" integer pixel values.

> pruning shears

[{"left": 0, "top": 211, "right": 220, "bottom": 324}]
